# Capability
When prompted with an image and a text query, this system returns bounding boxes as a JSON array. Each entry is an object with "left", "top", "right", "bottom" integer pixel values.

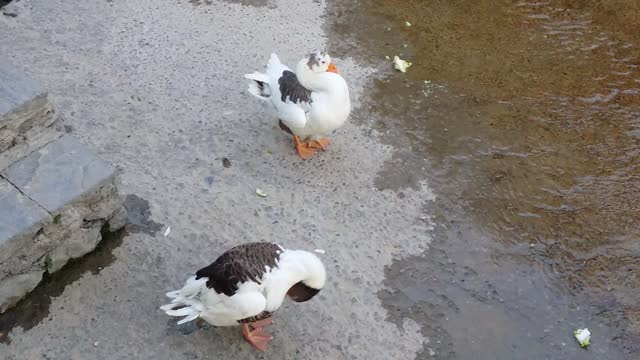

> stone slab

[
  {"left": 0, "top": 59, "right": 55, "bottom": 154},
  {"left": 0, "top": 271, "right": 45, "bottom": 313},
  {"left": 0, "top": 127, "right": 64, "bottom": 172},
  {"left": 0, "top": 59, "right": 49, "bottom": 124},
  {"left": 0, "top": 59, "right": 46, "bottom": 119},
  {"left": 0, "top": 178, "right": 49, "bottom": 249},
  {"left": 1, "top": 135, "right": 115, "bottom": 213}
]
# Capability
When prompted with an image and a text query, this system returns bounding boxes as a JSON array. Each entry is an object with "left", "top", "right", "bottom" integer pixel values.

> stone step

[
  {"left": 0, "top": 179, "right": 50, "bottom": 311},
  {"left": 0, "top": 135, "right": 126, "bottom": 312},
  {"left": 0, "top": 59, "right": 57, "bottom": 154},
  {"left": 0, "top": 64, "right": 125, "bottom": 313},
  {"left": 0, "top": 125, "right": 64, "bottom": 172},
  {"left": 2, "top": 135, "right": 116, "bottom": 214}
]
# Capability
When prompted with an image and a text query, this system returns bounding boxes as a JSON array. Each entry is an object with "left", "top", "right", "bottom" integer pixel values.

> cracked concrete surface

[{"left": 0, "top": 0, "right": 433, "bottom": 358}]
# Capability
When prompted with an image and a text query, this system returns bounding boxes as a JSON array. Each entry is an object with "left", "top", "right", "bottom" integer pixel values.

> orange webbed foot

[
  {"left": 242, "top": 324, "right": 273, "bottom": 352},
  {"left": 249, "top": 318, "right": 273, "bottom": 330},
  {"left": 308, "top": 138, "right": 331, "bottom": 151},
  {"left": 293, "top": 136, "right": 319, "bottom": 160}
]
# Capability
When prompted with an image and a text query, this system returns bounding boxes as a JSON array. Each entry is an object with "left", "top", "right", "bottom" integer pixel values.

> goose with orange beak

[
  {"left": 161, "top": 242, "right": 326, "bottom": 352},
  {"left": 245, "top": 50, "right": 351, "bottom": 159}
]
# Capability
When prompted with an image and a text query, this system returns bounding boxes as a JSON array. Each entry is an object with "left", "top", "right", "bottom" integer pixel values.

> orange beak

[{"left": 327, "top": 62, "right": 338, "bottom": 73}]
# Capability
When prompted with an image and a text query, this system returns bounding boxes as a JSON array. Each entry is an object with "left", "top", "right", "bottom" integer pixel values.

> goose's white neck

[
  {"left": 278, "top": 250, "right": 326, "bottom": 289},
  {"left": 262, "top": 249, "right": 326, "bottom": 311},
  {"left": 296, "top": 61, "right": 339, "bottom": 92}
]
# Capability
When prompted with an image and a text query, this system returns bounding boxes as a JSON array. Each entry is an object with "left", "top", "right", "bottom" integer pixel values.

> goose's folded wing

[
  {"left": 278, "top": 70, "right": 312, "bottom": 106},
  {"left": 195, "top": 242, "right": 284, "bottom": 297}
]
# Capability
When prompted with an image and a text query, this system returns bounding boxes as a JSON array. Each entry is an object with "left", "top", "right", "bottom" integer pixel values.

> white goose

[
  {"left": 161, "top": 242, "right": 326, "bottom": 352},
  {"left": 245, "top": 50, "right": 351, "bottom": 159}
]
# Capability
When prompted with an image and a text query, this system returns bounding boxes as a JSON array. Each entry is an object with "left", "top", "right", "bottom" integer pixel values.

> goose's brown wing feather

[{"left": 195, "top": 242, "right": 282, "bottom": 297}]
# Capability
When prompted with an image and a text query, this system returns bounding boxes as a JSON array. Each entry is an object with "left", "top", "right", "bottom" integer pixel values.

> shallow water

[{"left": 327, "top": 0, "right": 640, "bottom": 358}]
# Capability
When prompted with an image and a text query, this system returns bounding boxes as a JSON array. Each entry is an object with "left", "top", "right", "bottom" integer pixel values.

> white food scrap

[
  {"left": 405, "top": 21, "right": 412, "bottom": 27},
  {"left": 255, "top": 188, "right": 268, "bottom": 197},
  {"left": 314, "top": 249, "right": 326, "bottom": 254},
  {"left": 164, "top": 226, "right": 171, "bottom": 237},
  {"left": 393, "top": 56, "right": 412, "bottom": 73},
  {"left": 574, "top": 328, "right": 591, "bottom": 348}
]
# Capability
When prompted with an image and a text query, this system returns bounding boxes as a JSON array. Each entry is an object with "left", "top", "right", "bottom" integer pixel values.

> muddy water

[{"left": 327, "top": 0, "right": 640, "bottom": 358}]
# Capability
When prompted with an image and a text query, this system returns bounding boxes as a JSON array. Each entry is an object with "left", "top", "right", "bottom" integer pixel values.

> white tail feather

[
  {"left": 165, "top": 290, "right": 180, "bottom": 298},
  {"left": 166, "top": 307, "right": 196, "bottom": 317},
  {"left": 244, "top": 53, "right": 286, "bottom": 101},
  {"left": 159, "top": 303, "right": 176, "bottom": 312},
  {"left": 160, "top": 276, "right": 208, "bottom": 325},
  {"left": 269, "top": 53, "right": 281, "bottom": 67},
  {"left": 244, "top": 72, "right": 271, "bottom": 101},
  {"left": 244, "top": 71, "right": 269, "bottom": 83},
  {"left": 177, "top": 313, "right": 200, "bottom": 325}
]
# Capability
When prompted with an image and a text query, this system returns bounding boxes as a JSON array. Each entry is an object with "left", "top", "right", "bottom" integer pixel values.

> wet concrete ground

[
  {"left": 328, "top": 0, "right": 640, "bottom": 358},
  {"left": 0, "top": 0, "right": 639, "bottom": 359}
]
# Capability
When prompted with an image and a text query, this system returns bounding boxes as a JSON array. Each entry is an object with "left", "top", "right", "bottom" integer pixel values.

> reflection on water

[{"left": 328, "top": 0, "right": 639, "bottom": 358}]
